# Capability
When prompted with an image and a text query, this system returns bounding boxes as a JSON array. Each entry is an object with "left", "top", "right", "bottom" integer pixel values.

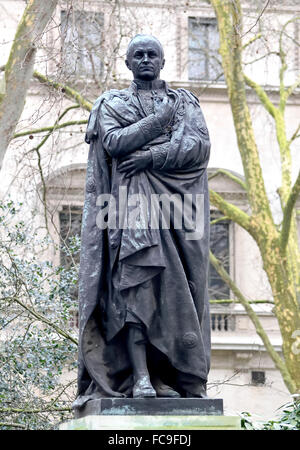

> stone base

[
  {"left": 74, "top": 398, "right": 223, "bottom": 419},
  {"left": 61, "top": 398, "right": 240, "bottom": 431},
  {"left": 59, "top": 414, "right": 241, "bottom": 430}
]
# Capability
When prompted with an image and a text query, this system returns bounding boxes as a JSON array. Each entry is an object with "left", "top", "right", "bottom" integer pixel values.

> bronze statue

[{"left": 74, "top": 34, "right": 211, "bottom": 409}]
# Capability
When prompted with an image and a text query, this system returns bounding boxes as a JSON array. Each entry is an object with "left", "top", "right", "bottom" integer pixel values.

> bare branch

[
  {"left": 279, "top": 17, "right": 300, "bottom": 109},
  {"left": 243, "top": 51, "right": 278, "bottom": 66},
  {"left": 0, "top": 0, "right": 58, "bottom": 166},
  {"left": 35, "top": 147, "right": 49, "bottom": 232},
  {"left": 242, "top": 0, "right": 271, "bottom": 38},
  {"left": 33, "top": 70, "right": 93, "bottom": 112},
  {"left": 209, "top": 189, "right": 253, "bottom": 235},
  {"left": 242, "top": 33, "right": 262, "bottom": 50},
  {"left": 280, "top": 171, "right": 300, "bottom": 255},
  {"left": 209, "top": 250, "right": 296, "bottom": 394},
  {"left": 208, "top": 168, "right": 247, "bottom": 191},
  {"left": 6, "top": 296, "right": 78, "bottom": 345},
  {"left": 0, "top": 407, "right": 71, "bottom": 414},
  {"left": 0, "top": 422, "right": 27, "bottom": 429},
  {"left": 244, "top": 73, "right": 277, "bottom": 118},
  {"left": 13, "top": 120, "right": 88, "bottom": 139},
  {"left": 209, "top": 299, "right": 274, "bottom": 304},
  {"left": 284, "top": 76, "right": 300, "bottom": 103},
  {"left": 210, "top": 216, "right": 229, "bottom": 226},
  {"left": 288, "top": 122, "right": 300, "bottom": 145}
]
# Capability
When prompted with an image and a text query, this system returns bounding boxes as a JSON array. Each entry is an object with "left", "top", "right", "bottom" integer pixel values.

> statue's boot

[
  {"left": 177, "top": 371, "right": 208, "bottom": 398},
  {"left": 152, "top": 377, "right": 181, "bottom": 398},
  {"left": 185, "top": 382, "right": 208, "bottom": 398},
  {"left": 127, "top": 324, "right": 156, "bottom": 398},
  {"left": 133, "top": 375, "right": 156, "bottom": 398}
]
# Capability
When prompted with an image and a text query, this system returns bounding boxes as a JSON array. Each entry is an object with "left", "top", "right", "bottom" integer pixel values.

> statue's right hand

[{"left": 154, "top": 97, "right": 175, "bottom": 128}]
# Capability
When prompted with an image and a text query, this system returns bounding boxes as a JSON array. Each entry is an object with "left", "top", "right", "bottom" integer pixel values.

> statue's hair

[{"left": 126, "top": 34, "right": 164, "bottom": 59}]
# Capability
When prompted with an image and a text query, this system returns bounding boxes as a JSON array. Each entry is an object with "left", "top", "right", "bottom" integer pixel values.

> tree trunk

[
  {"left": 0, "top": 0, "right": 58, "bottom": 168},
  {"left": 209, "top": 0, "right": 300, "bottom": 393}
]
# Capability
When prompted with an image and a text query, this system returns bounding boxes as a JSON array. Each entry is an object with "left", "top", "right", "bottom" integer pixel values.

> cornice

[
  {"left": 63, "top": 0, "right": 300, "bottom": 14},
  {"left": 211, "top": 342, "right": 282, "bottom": 352},
  {"left": 28, "top": 77, "right": 300, "bottom": 107}
]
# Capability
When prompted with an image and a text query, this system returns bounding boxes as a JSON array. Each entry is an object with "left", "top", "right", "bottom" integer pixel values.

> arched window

[{"left": 208, "top": 168, "right": 248, "bottom": 333}]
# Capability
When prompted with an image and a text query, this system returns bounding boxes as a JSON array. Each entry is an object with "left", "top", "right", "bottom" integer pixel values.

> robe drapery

[{"left": 75, "top": 80, "right": 211, "bottom": 406}]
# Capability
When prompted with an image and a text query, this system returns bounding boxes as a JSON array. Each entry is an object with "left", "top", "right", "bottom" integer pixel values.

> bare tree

[
  {"left": 0, "top": 0, "right": 58, "bottom": 167},
  {"left": 208, "top": 0, "right": 300, "bottom": 394}
]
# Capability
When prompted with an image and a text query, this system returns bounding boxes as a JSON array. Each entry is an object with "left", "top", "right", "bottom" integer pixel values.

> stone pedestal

[
  {"left": 74, "top": 398, "right": 224, "bottom": 419},
  {"left": 59, "top": 414, "right": 241, "bottom": 430},
  {"left": 59, "top": 398, "right": 241, "bottom": 430}
]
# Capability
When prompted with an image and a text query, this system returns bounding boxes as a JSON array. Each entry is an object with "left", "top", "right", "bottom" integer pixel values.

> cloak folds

[{"left": 74, "top": 81, "right": 211, "bottom": 407}]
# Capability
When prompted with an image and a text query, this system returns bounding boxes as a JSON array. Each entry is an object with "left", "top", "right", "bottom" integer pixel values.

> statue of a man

[{"left": 74, "top": 34, "right": 211, "bottom": 408}]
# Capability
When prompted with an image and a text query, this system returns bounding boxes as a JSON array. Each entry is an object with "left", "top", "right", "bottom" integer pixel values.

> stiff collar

[{"left": 131, "top": 79, "right": 167, "bottom": 92}]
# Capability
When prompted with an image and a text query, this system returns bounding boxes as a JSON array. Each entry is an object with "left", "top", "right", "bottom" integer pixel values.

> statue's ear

[
  {"left": 125, "top": 59, "right": 131, "bottom": 70},
  {"left": 161, "top": 58, "right": 165, "bottom": 70}
]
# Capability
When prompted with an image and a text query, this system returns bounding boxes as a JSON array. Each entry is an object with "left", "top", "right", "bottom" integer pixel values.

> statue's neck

[{"left": 133, "top": 78, "right": 165, "bottom": 90}]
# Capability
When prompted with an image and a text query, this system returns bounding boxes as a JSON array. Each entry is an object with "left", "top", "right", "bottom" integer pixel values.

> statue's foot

[
  {"left": 132, "top": 375, "right": 156, "bottom": 398},
  {"left": 152, "top": 380, "right": 181, "bottom": 398},
  {"left": 185, "top": 391, "right": 208, "bottom": 399},
  {"left": 185, "top": 385, "right": 208, "bottom": 399}
]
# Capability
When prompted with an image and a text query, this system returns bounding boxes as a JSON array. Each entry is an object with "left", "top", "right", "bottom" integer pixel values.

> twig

[
  {"left": 0, "top": 407, "right": 71, "bottom": 414},
  {"left": 208, "top": 168, "right": 247, "bottom": 191},
  {"left": 209, "top": 250, "right": 296, "bottom": 394},
  {"left": 210, "top": 216, "right": 229, "bottom": 226},
  {"left": 13, "top": 120, "right": 88, "bottom": 139},
  {"left": 242, "top": 33, "right": 262, "bottom": 50},
  {"left": 0, "top": 422, "right": 27, "bottom": 429},
  {"left": 209, "top": 299, "right": 274, "bottom": 304},
  {"left": 8, "top": 295, "right": 78, "bottom": 345},
  {"left": 242, "top": 0, "right": 270, "bottom": 37},
  {"left": 288, "top": 122, "right": 300, "bottom": 145},
  {"left": 209, "top": 189, "right": 253, "bottom": 236},
  {"left": 33, "top": 70, "right": 93, "bottom": 111},
  {"left": 280, "top": 171, "right": 300, "bottom": 255}
]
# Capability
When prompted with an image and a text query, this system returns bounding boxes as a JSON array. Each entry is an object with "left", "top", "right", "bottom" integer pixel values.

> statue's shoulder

[
  {"left": 175, "top": 88, "right": 200, "bottom": 107},
  {"left": 86, "top": 91, "right": 122, "bottom": 143},
  {"left": 88, "top": 88, "right": 130, "bottom": 118},
  {"left": 94, "top": 88, "right": 131, "bottom": 108},
  {"left": 85, "top": 88, "right": 133, "bottom": 143}
]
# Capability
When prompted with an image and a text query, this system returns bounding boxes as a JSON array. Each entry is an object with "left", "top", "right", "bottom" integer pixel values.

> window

[
  {"left": 59, "top": 206, "right": 82, "bottom": 328},
  {"left": 251, "top": 371, "right": 266, "bottom": 385},
  {"left": 61, "top": 10, "right": 104, "bottom": 78},
  {"left": 188, "top": 17, "right": 224, "bottom": 82},
  {"left": 209, "top": 212, "right": 230, "bottom": 300},
  {"left": 59, "top": 205, "right": 82, "bottom": 271}
]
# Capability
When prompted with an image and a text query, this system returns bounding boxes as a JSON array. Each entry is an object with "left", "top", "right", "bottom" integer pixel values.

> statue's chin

[
  {"left": 135, "top": 68, "right": 160, "bottom": 81},
  {"left": 137, "top": 74, "right": 157, "bottom": 81}
]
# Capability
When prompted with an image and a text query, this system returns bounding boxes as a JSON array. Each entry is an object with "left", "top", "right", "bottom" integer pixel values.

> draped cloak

[{"left": 75, "top": 80, "right": 211, "bottom": 406}]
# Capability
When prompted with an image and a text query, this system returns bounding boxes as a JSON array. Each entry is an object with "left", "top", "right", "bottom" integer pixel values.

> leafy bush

[
  {"left": 241, "top": 399, "right": 300, "bottom": 430},
  {"left": 0, "top": 200, "right": 79, "bottom": 429}
]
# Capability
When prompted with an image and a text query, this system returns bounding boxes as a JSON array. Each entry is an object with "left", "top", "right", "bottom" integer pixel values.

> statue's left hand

[{"left": 118, "top": 150, "right": 152, "bottom": 177}]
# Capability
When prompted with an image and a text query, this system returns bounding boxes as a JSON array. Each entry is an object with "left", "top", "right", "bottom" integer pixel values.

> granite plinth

[
  {"left": 60, "top": 414, "right": 241, "bottom": 430},
  {"left": 74, "top": 398, "right": 223, "bottom": 419}
]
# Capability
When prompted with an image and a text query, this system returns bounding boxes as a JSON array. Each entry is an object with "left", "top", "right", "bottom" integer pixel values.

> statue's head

[{"left": 125, "top": 34, "right": 165, "bottom": 81}]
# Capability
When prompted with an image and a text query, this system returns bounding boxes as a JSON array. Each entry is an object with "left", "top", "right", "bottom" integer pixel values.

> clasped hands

[{"left": 118, "top": 97, "right": 174, "bottom": 178}]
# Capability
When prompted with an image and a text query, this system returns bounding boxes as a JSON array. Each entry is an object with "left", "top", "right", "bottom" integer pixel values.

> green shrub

[
  {"left": 0, "top": 200, "right": 79, "bottom": 429},
  {"left": 241, "top": 399, "right": 300, "bottom": 430}
]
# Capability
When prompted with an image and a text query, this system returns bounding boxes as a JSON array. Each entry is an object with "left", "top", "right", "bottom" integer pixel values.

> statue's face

[{"left": 125, "top": 37, "right": 165, "bottom": 81}]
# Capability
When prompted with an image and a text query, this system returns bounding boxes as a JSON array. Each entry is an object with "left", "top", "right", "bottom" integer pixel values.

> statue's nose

[{"left": 143, "top": 53, "right": 149, "bottom": 63}]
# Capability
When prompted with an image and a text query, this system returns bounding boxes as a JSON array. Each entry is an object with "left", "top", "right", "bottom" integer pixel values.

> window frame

[
  {"left": 209, "top": 211, "right": 232, "bottom": 301},
  {"left": 187, "top": 16, "right": 224, "bottom": 83},
  {"left": 60, "top": 8, "right": 105, "bottom": 79}
]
